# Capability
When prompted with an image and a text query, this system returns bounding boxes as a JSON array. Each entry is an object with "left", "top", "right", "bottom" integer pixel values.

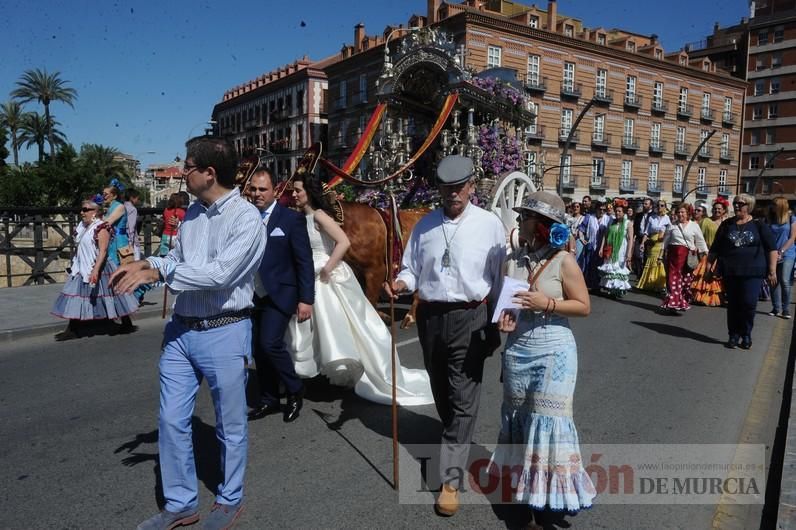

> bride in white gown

[{"left": 285, "top": 175, "right": 434, "bottom": 406}]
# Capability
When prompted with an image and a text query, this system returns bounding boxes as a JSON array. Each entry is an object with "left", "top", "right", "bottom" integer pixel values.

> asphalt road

[{"left": 0, "top": 290, "right": 789, "bottom": 529}]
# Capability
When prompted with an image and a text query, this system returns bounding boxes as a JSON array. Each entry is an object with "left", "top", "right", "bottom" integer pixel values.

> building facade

[
  {"left": 323, "top": 0, "right": 746, "bottom": 203},
  {"left": 211, "top": 56, "right": 336, "bottom": 182}
]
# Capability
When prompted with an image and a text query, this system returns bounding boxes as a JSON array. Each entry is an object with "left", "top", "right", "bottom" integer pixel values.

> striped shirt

[{"left": 146, "top": 187, "right": 267, "bottom": 318}]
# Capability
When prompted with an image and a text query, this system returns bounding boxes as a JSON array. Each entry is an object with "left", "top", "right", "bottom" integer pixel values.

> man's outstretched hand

[{"left": 110, "top": 260, "right": 159, "bottom": 294}]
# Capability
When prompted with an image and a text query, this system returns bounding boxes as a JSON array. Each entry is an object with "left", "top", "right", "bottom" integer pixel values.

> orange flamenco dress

[{"left": 690, "top": 218, "right": 723, "bottom": 306}]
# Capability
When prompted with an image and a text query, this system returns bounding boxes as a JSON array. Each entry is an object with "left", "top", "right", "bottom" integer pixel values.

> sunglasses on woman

[
  {"left": 80, "top": 207, "right": 97, "bottom": 212},
  {"left": 733, "top": 201, "right": 746, "bottom": 207}
]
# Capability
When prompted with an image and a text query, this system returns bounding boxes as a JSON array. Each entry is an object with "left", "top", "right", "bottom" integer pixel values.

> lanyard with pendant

[{"left": 441, "top": 210, "right": 464, "bottom": 268}]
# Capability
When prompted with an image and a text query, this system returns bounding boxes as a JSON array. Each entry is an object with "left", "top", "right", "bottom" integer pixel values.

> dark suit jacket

[
  {"left": 257, "top": 204, "right": 314, "bottom": 315},
  {"left": 633, "top": 210, "right": 650, "bottom": 241}
]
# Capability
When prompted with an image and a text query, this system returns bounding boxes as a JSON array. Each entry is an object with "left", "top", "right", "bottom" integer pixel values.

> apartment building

[
  {"left": 211, "top": 55, "right": 337, "bottom": 181},
  {"left": 324, "top": 0, "right": 746, "bottom": 202}
]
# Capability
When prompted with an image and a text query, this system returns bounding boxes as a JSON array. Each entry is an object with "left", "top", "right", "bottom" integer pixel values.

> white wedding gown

[{"left": 286, "top": 213, "right": 434, "bottom": 406}]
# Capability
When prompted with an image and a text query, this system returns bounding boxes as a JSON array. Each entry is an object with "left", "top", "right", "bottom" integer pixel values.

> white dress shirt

[
  {"left": 147, "top": 187, "right": 267, "bottom": 317},
  {"left": 253, "top": 201, "right": 276, "bottom": 298},
  {"left": 645, "top": 214, "right": 671, "bottom": 236},
  {"left": 663, "top": 220, "right": 709, "bottom": 253},
  {"left": 397, "top": 202, "right": 506, "bottom": 302}
]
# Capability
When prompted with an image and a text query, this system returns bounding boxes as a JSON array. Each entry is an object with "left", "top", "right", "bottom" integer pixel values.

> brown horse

[{"left": 339, "top": 201, "right": 428, "bottom": 325}]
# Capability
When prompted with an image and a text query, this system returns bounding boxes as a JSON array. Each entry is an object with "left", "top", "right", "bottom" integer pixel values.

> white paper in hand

[{"left": 491, "top": 276, "right": 530, "bottom": 323}]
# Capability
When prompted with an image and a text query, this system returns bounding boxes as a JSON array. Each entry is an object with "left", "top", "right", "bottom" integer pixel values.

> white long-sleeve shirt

[
  {"left": 397, "top": 202, "right": 506, "bottom": 303},
  {"left": 147, "top": 187, "right": 267, "bottom": 318},
  {"left": 663, "top": 220, "right": 708, "bottom": 253}
]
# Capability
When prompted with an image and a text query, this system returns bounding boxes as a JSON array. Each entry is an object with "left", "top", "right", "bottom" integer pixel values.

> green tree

[
  {"left": 11, "top": 68, "right": 77, "bottom": 159},
  {"left": 0, "top": 101, "right": 27, "bottom": 166},
  {"left": 79, "top": 143, "right": 127, "bottom": 182},
  {"left": 0, "top": 126, "right": 9, "bottom": 166},
  {"left": 18, "top": 112, "right": 65, "bottom": 163}
]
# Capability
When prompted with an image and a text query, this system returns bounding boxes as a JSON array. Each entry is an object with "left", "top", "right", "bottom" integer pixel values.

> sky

[{"left": 1, "top": 0, "right": 750, "bottom": 171}]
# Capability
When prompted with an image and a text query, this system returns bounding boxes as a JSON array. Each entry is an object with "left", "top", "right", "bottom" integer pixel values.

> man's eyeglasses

[
  {"left": 80, "top": 207, "right": 97, "bottom": 213},
  {"left": 182, "top": 163, "right": 204, "bottom": 173}
]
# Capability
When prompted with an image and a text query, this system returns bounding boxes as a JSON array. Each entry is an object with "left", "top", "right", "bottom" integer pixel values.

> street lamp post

[
  {"left": 751, "top": 147, "right": 785, "bottom": 194},
  {"left": 558, "top": 98, "right": 596, "bottom": 196}
]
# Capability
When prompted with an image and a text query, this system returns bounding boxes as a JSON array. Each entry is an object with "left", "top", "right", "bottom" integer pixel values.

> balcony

[
  {"left": 526, "top": 76, "right": 547, "bottom": 93},
  {"left": 270, "top": 139, "right": 291, "bottom": 153},
  {"left": 593, "top": 88, "right": 613, "bottom": 105},
  {"left": 717, "top": 185, "right": 731, "bottom": 196},
  {"left": 351, "top": 92, "right": 368, "bottom": 106},
  {"left": 649, "top": 140, "right": 666, "bottom": 155},
  {"left": 561, "top": 175, "right": 577, "bottom": 191},
  {"left": 621, "top": 135, "right": 640, "bottom": 151},
  {"left": 719, "top": 150, "right": 732, "bottom": 163},
  {"left": 560, "top": 81, "right": 582, "bottom": 99},
  {"left": 589, "top": 176, "right": 608, "bottom": 190},
  {"left": 332, "top": 97, "right": 347, "bottom": 111},
  {"left": 558, "top": 129, "right": 579, "bottom": 144},
  {"left": 674, "top": 142, "right": 691, "bottom": 157},
  {"left": 696, "top": 187, "right": 708, "bottom": 199},
  {"left": 672, "top": 182, "right": 683, "bottom": 196},
  {"left": 700, "top": 107, "right": 715, "bottom": 122},
  {"left": 722, "top": 111, "right": 736, "bottom": 127},
  {"left": 591, "top": 132, "right": 611, "bottom": 148},
  {"left": 243, "top": 119, "right": 259, "bottom": 130},
  {"left": 698, "top": 146, "right": 712, "bottom": 160},
  {"left": 651, "top": 99, "right": 668, "bottom": 114},
  {"left": 624, "top": 93, "right": 643, "bottom": 110},
  {"left": 677, "top": 104, "right": 693, "bottom": 119},
  {"left": 647, "top": 182, "right": 663, "bottom": 196},
  {"left": 525, "top": 124, "right": 545, "bottom": 141},
  {"left": 619, "top": 178, "right": 638, "bottom": 193},
  {"left": 270, "top": 108, "right": 290, "bottom": 122}
]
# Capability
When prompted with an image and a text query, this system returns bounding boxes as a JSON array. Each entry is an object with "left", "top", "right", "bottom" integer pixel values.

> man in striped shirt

[{"left": 112, "top": 136, "right": 266, "bottom": 530}]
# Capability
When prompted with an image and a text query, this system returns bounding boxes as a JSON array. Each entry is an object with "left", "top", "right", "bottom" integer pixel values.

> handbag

[
  {"left": 117, "top": 245, "right": 135, "bottom": 265},
  {"left": 677, "top": 224, "right": 699, "bottom": 270},
  {"left": 602, "top": 244, "right": 613, "bottom": 260}
]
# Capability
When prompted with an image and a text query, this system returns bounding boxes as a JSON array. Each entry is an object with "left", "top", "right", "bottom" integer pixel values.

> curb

[{"left": 0, "top": 307, "right": 168, "bottom": 343}]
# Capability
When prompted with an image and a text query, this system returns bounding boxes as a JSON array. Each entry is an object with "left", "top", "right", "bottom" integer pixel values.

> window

[
  {"left": 487, "top": 46, "right": 502, "bottom": 67},
  {"left": 750, "top": 155, "right": 760, "bottom": 170},
  {"left": 563, "top": 62, "right": 575, "bottom": 91},
  {"left": 775, "top": 26, "right": 785, "bottom": 43},
  {"left": 702, "top": 92, "right": 711, "bottom": 111},
  {"left": 527, "top": 54, "right": 541, "bottom": 85},
  {"left": 621, "top": 160, "right": 632, "bottom": 186},
  {"left": 769, "top": 103, "right": 779, "bottom": 119},
  {"left": 721, "top": 133, "right": 730, "bottom": 156},
  {"left": 626, "top": 75, "right": 637, "bottom": 100},
  {"left": 296, "top": 124, "right": 303, "bottom": 149},
  {"left": 339, "top": 81, "right": 347, "bottom": 108},
  {"left": 624, "top": 118, "right": 635, "bottom": 141},
  {"left": 676, "top": 127, "right": 686, "bottom": 149},
  {"left": 648, "top": 163, "right": 659, "bottom": 189},
  {"left": 766, "top": 128, "right": 776, "bottom": 144},
  {"left": 564, "top": 24, "right": 574, "bottom": 37},
  {"left": 529, "top": 15, "right": 539, "bottom": 28},
  {"left": 750, "top": 130, "right": 760, "bottom": 145},
  {"left": 724, "top": 96, "right": 732, "bottom": 115},
  {"left": 697, "top": 167, "right": 706, "bottom": 188},
  {"left": 651, "top": 123, "right": 661, "bottom": 146},
  {"left": 296, "top": 90, "right": 304, "bottom": 114},
  {"left": 771, "top": 77, "right": 781, "bottom": 94},
  {"left": 758, "top": 30, "right": 769, "bottom": 45},
  {"left": 655, "top": 49, "right": 663, "bottom": 60},
  {"left": 627, "top": 41, "right": 636, "bottom": 52},
  {"left": 679, "top": 87, "right": 688, "bottom": 111},
  {"left": 561, "top": 108, "right": 573, "bottom": 135},
  {"left": 700, "top": 130, "right": 710, "bottom": 154},
  {"left": 596, "top": 69, "right": 607, "bottom": 98},
  {"left": 773, "top": 52, "right": 783, "bottom": 68},
  {"left": 594, "top": 114, "right": 605, "bottom": 139},
  {"left": 591, "top": 158, "right": 604, "bottom": 184},
  {"left": 674, "top": 165, "right": 684, "bottom": 192},
  {"left": 562, "top": 154, "right": 572, "bottom": 182},
  {"left": 754, "top": 80, "right": 765, "bottom": 96},
  {"left": 597, "top": 33, "right": 606, "bottom": 45},
  {"left": 359, "top": 74, "right": 367, "bottom": 103},
  {"left": 719, "top": 169, "right": 727, "bottom": 192},
  {"left": 756, "top": 56, "right": 765, "bottom": 71},
  {"left": 679, "top": 55, "right": 687, "bottom": 66},
  {"left": 753, "top": 105, "right": 763, "bottom": 119},
  {"left": 653, "top": 81, "right": 664, "bottom": 107}
]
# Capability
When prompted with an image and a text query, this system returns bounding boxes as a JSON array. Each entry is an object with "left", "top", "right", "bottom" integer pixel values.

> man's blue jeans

[
  {"left": 772, "top": 257, "right": 795, "bottom": 315},
  {"left": 158, "top": 318, "right": 251, "bottom": 512}
]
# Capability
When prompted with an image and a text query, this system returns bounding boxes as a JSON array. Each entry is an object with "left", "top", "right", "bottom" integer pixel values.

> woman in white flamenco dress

[{"left": 285, "top": 176, "right": 434, "bottom": 406}]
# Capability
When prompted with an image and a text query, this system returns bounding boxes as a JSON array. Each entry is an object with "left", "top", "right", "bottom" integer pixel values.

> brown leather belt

[{"left": 418, "top": 298, "right": 486, "bottom": 312}]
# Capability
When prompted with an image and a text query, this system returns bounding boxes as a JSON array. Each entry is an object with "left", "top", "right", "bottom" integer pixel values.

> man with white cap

[{"left": 385, "top": 154, "right": 506, "bottom": 517}]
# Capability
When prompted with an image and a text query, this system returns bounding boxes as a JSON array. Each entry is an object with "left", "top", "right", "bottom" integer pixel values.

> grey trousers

[{"left": 416, "top": 302, "right": 488, "bottom": 490}]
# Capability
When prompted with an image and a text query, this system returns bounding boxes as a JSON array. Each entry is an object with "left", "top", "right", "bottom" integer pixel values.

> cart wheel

[{"left": 489, "top": 170, "right": 536, "bottom": 233}]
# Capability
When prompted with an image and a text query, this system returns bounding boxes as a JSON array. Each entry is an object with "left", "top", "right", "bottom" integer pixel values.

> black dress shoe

[
  {"left": 247, "top": 402, "right": 280, "bottom": 421},
  {"left": 284, "top": 394, "right": 303, "bottom": 423},
  {"left": 725, "top": 336, "right": 739, "bottom": 349},
  {"left": 739, "top": 336, "right": 752, "bottom": 350}
]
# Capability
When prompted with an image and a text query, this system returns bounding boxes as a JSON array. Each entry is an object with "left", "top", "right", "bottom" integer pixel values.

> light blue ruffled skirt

[{"left": 489, "top": 312, "right": 595, "bottom": 513}]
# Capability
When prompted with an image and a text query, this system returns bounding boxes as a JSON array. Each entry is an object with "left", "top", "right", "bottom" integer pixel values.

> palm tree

[
  {"left": 18, "top": 112, "right": 65, "bottom": 163},
  {"left": 79, "top": 143, "right": 125, "bottom": 180},
  {"left": 0, "top": 101, "right": 28, "bottom": 166},
  {"left": 11, "top": 69, "right": 77, "bottom": 159}
]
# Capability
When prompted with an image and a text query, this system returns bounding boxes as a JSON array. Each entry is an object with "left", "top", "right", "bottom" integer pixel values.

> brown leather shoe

[{"left": 434, "top": 484, "right": 459, "bottom": 517}]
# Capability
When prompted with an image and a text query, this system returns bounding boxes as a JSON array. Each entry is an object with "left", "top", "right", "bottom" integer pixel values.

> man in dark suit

[
  {"left": 632, "top": 197, "right": 653, "bottom": 277},
  {"left": 246, "top": 169, "right": 314, "bottom": 423}
]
